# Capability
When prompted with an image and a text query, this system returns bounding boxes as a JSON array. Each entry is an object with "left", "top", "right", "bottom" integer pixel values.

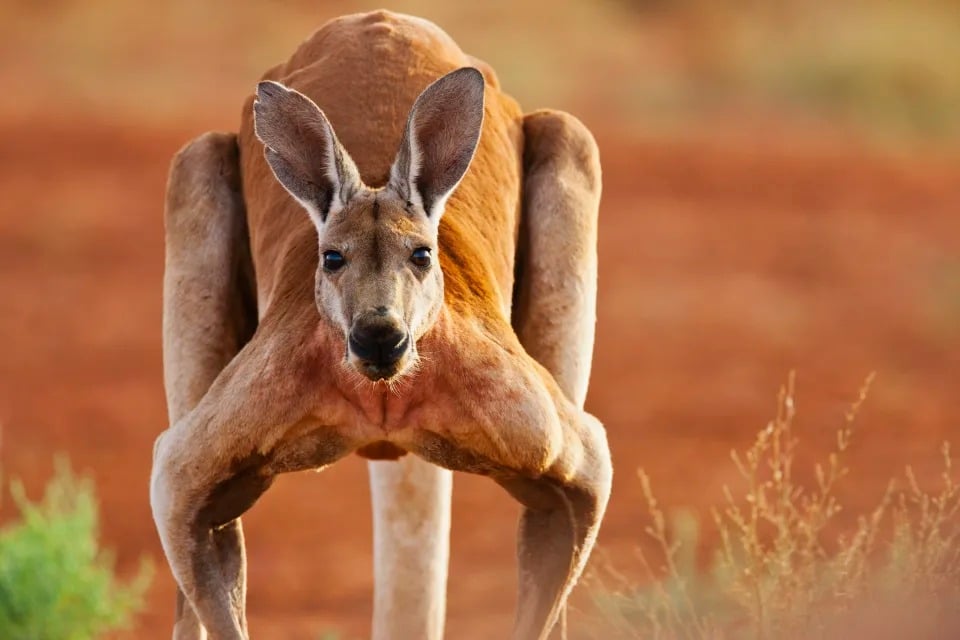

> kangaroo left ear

[
  {"left": 388, "top": 67, "right": 485, "bottom": 221},
  {"left": 253, "top": 80, "right": 362, "bottom": 227}
]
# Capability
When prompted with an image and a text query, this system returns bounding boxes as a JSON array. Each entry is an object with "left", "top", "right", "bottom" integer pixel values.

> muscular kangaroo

[{"left": 152, "top": 11, "right": 609, "bottom": 640}]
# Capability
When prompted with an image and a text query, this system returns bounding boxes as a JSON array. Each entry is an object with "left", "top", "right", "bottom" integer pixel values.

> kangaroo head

[{"left": 253, "top": 67, "right": 485, "bottom": 382}]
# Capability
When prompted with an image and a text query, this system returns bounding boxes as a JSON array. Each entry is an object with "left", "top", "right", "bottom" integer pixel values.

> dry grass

[
  {"left": 614, "top": 0, "right": 960, "bottom": 142},
  {"left": 582, "top": 373, "right": 960, "bottom": 639},
  {"left": 4, "top": 0, "right": 959, "bottom": 142}
]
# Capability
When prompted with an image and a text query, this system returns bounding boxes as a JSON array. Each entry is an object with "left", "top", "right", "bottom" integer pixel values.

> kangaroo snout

[{"left": 348, "top": 311, "right": 409, "bottom": 378}]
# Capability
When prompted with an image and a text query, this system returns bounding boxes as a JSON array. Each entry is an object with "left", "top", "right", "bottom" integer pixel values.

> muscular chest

[{"left": 319, "top": 369, "right": 446, "bottom": 437}]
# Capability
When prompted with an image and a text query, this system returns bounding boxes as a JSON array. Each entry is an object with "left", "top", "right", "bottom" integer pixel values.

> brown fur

[
  {"left": 151, "top": 11, "right": 609, "bottom": 640},
  {"left": 239, "top": 12, "right": 522, "bottom": 314}
]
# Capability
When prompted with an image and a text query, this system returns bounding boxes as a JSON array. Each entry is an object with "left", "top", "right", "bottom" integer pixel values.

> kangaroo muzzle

[{"left": 348, "top": 309, "right": 409, "bottom": 380}]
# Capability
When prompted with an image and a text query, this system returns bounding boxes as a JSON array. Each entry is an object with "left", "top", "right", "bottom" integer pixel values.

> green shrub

[{"left": 0, "top": 460, "right": 151, "bottom": 640}]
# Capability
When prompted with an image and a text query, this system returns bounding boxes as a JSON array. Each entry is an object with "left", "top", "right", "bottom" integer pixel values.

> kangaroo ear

[
  {"left": 388, "top": 67, "right": 485, "bottom": 221},
  {"left": 253, "top": 81, "right": 362, "bottom": 226}
]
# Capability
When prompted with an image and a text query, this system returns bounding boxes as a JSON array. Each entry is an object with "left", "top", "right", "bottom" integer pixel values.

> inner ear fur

[
  {"left": 253, "top": 80, "right": 362, "bottom": 225},
  {"left": 389, "top": 67, "right": 485, "bottom": 219}
]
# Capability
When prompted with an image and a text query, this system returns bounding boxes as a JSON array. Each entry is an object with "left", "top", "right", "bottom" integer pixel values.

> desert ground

[{"left": 1, "top": 1, "right": 958, "bottom": 638}]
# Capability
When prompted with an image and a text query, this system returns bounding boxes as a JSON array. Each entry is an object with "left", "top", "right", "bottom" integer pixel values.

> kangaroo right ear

[
  {"left": 388, "top": 67, "right": 485, "bottom": 222},
  {"left": 253, "top": 81, "right": 362, "bottom": 226}
]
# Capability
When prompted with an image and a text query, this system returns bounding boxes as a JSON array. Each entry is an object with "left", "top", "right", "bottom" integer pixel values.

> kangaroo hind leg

[
  {"left": 161, "top": 131, "right": 256, "bottom": 639},
  {"left": 514, "top": 109, "right": 601, "bottom": 410},
  {"left": 514, "top": 109, "right": 603, "bottom": 638}
]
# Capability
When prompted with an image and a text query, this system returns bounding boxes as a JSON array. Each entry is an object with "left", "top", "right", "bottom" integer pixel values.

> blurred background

[{"left": 1, "top": 0, "right": 958, "bottom": 637}]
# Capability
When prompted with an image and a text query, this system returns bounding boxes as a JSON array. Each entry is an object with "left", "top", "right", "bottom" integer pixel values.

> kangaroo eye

[
  {"left": 322, "top": 250, "right": 346, "bottom": 272},
  {"left": 410, "top": 247, "right": 432, "bottom": 269}
]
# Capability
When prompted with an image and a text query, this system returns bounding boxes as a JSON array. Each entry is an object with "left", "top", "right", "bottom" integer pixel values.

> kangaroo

[{"left": 151, "top": 10, "right": 609, "bottom": 640}]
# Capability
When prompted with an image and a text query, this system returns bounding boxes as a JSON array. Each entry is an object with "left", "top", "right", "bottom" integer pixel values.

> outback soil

[{"left": 1, "top": 112, "right": 959, "bottom": 639}]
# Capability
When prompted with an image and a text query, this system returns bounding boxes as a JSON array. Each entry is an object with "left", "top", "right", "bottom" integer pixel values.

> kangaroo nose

[{"left": 349, "top": 319, "right": 408, "bottom": 366}]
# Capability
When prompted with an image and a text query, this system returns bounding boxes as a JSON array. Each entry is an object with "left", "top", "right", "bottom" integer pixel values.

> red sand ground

[{"left": 1, "top": 116, "right": 959, "bottom": 638}]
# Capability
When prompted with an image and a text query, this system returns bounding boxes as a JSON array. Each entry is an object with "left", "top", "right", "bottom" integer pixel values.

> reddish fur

[
  {"left": 238, "top": 11, "right": 523, "bottom": 321},
  {"left": 236, "top": 12, "right": 525, "bottom": 460}
]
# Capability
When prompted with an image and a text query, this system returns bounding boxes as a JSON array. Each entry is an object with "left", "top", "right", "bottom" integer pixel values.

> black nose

[{"left": 349, "top": 321, "right": 408, "bottom": 366}]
